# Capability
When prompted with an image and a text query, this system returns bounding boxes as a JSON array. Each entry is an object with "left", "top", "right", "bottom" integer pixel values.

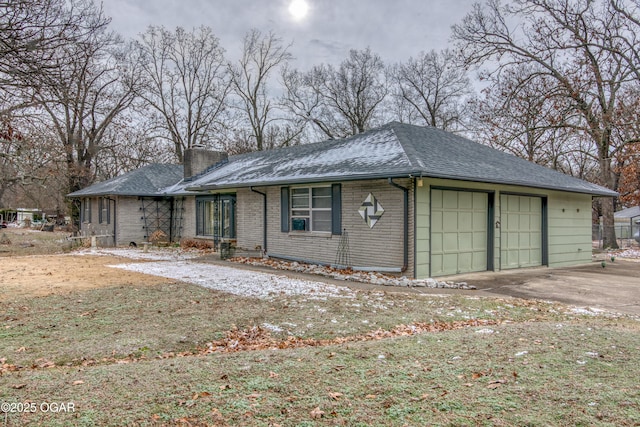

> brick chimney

[{"left": 183, "top": 147, "right": 228, "bottom": 180}]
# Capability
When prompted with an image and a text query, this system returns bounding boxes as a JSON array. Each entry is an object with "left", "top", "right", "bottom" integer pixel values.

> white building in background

[{"left": 16, "top": 208, "right": 41, "bottom": 226}]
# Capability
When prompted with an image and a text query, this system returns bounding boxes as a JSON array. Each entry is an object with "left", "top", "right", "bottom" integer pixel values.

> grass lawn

[{"left": 2, "top": 273, "right": 639, "bottom": 427}]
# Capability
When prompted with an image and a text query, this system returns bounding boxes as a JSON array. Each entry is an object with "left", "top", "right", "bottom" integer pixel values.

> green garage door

[
  {"left": 431, "top": 190, "right": 488, "bottom": 276},
  {"left": 500, "top": 195, "right": 542, "bottom": 269}
]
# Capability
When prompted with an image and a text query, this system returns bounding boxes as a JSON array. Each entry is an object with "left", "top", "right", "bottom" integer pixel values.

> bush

[{"left": 180, "top": 239, "right": 214, "bottom": 250}]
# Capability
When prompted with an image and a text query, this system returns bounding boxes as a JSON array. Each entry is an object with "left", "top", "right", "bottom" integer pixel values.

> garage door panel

[
  {"left": 458, "top": 211, "right": 472, "bottom": 228},
  {"left": 443, "top": 194, "right": 458, "bottom": 209},
  {"left": 443, "top": 233, "right": 458, "bottom": 251},
  {"left": 473, "top": 231, "right": 487, "bottom": 249},
  {"left": 459, "top": 232, "right": 473, "bottom": 251},
  {"left": 431, "top": 233, "right": 443, "bottom": 252},
  {"left": 432, "top": 210, "right": 443, "bottom": 229},
  {"left": 501, "top": 195, "right": 543, "bottom": 269},
  {"left": 443, "top": 253, "right": 458, "bottom": 274},
  {"left": 431, "top": 189, "right": 488, "bottom": 276},
  {"left": 444, "top": 212, "right": 458, "bottom": 230},
  {"left": 458, "top": 192, "right": 473, "bottom": 209},
  {"left": 458, "top": 252, "right": 472, "bottom": 272},
  {"left": 472, "top": 252, "right": 486, "bottom": 270}
]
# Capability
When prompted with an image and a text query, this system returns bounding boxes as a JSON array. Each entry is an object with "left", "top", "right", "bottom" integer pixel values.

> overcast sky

[{"left": 102, "top": 0, "right": 475, "bottom": 69}]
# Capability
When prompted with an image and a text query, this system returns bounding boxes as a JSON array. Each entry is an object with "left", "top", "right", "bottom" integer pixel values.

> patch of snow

[
  {"left": 262, "top": 323, "right": 283, "bottom": 332},
  {"left": 74, "top": 247, "right": 203, "bottom": 261},
  {"left": 610, "top": 248, "right": 640, "bottom": 259},
  {"left": 475, "top": 328, "right": 495, "bottom": 334},
  {"left": 515, "top": 351, "right": 528, "bottom": 357},
  {"left": 108, "top": 260, "right": 355, "bottom": 300},
  {"left": 568, "top": 307, "right": 607, "bottom": 316},
  {"left": 585, "top": 352, "right": 599, "bottom": 358}
]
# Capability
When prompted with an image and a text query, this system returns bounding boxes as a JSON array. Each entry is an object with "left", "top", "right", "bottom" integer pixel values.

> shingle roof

[
  {"left": 67, "top": 164, "right": 184, "bottom": 197},
  {"left": 183, "top": 122, "right": 616, "bottom": 197},
  {"left": 614, "top": 206, "right": 640, "bottom": 219}
]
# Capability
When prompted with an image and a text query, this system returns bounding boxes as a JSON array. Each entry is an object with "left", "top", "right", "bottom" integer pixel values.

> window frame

[
  {"left": 195, "top": 194, "right": 236, "bottom": 239},
  {"left": 82, "top": 198, "right": 92, "bottom": 223},
  {"left": 98, "top": 197, "right": 110, "bottom": 224},
  {"left": 290, "top": 185, "right": 332, "bottom": 233}
]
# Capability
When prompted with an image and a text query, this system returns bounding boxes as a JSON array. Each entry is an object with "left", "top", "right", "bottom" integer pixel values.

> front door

[
  {"left": 196, "top": 194, "right": 236, "bottom": 246},
  {"left": 217, "top": 195, "right": 236, "bottom": 242}
]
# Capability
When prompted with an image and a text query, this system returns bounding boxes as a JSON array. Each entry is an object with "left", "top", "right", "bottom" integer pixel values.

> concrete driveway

[{"left": 447, "top": 259, "right": 640, "bottom": 316}]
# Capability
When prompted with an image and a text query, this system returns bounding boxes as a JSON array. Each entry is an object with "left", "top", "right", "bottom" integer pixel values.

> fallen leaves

[
  {"left": 487, "top": 379, "right": 507, "bottom": 389},
  {"left": 201, "top": 320, "right": 501, "bottom": 355},
  {"left": 328, "top": 392, "right": 343, "bottom": 400},
  {"left": 310, "top": 407, "right": 325, "bottom": 419},
  {"left": 1, "top": 319, "right": 501, "bottom": 374}
]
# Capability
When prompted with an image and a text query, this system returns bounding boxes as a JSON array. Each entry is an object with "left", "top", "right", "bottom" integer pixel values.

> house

[
  {"left": 69, "top": 122, "right": 616, "bottom": 278},
  {"left": 614, "top": 206, "right": 640, "bottom": 241},
  {"left": 67, "top": 163, "right": 189, "bottom": 247}
]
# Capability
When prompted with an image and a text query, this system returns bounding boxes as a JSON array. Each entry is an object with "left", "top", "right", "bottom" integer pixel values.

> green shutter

[
  {"left": 331, "top": 183, "right": 342, "bottom": 235},
  {"left": 281, "top": 187, "right": 290, "bottom": 232}
]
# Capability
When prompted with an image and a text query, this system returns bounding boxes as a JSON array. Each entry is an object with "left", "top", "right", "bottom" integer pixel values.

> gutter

[
  {"left": 186, "top": 171, "right": 424, "bottom": 192},
  {"left": 250, "top": 187, "right": 267, "bottom": 253},
  {"left": 185, "top": 170, "right": 617, "bottom": 198},
  {"left": 388, "top": 178, "right": 409, "bottom": 273}
]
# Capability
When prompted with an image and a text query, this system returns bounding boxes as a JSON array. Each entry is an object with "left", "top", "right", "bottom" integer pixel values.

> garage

[
  {"left": 500, "top": 194, "right": 543, "bottom": 269},
  {"left": 430, "top": 189, "right": 490, "bottom": 276}
]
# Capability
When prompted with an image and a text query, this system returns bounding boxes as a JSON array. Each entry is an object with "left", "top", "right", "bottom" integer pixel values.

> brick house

[{"left": 69, "top": 122, "right": 616, "bottom": 278}]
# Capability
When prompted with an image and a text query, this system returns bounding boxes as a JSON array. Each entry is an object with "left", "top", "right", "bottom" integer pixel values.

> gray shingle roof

[
  {"left": 184, "top": 122, "right": 616, "bottom": 197},
  {"left": 67, "top": 164, "right": 184, "bottom": 197},
  {"left": 614, "top": 206, "right": 640, "bottom": 219}
]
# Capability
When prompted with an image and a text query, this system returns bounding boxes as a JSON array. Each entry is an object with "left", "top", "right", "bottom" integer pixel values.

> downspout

[
  {"left": 106, "top": 197, "right": 117, "bottom": 246},
  {"left": 388, "top": 178, "right": 408, "bottom": 272},
  {"left": 250, "top": 187, "right": 267, "bottom": 253}
]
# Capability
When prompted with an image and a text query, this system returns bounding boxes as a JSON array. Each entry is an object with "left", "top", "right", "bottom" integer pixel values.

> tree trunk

[
  {"left": 600, "top": 157, "right": 618, "bottom": 249},
  {"left": 600, "top": 197, "right": 618, "bottom": 249}
]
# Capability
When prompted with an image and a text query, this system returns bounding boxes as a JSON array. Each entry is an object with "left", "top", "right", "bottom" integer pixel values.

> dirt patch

[{"left": 0, "top": 254, "right": 171, "bottom": 300}]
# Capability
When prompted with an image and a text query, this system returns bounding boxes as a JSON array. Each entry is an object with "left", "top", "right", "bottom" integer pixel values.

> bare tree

[
  {"left": 93, "top": 113, "right": 175, "bottom": 181},
  {"left": 282, "top": 48, "right": 388, "bottom": 140},
  {"left": 390, "top": 49, "right": 470, "bottom": 131},
  {"left": 134, "top": 26, "right": 231, "bottom": 162},
  {"left": 469, "top": 65, "right": 576, "bottom": 166},
  {"left": 453, "top": 0, "right": 640, "bottom": 248},
  {"left": 0, "top": 115, "right": 68, "bottom": 210},
  {"left": 0, "top": 0, "right": 101, "bottom": 115},
  {"left": 610, "top": 1, "right": 640, "bottom": 83},
  {"left": 228, "top": 29, "right": 301, "bottom": 151}
]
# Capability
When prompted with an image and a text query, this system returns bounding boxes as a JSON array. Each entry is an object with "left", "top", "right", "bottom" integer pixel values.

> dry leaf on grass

[
  {"left": 487, "top": 379, "right": 507, "bottom": 389},
  {"left": 310, "top": 407, "right": 325, "bottom": 419}
]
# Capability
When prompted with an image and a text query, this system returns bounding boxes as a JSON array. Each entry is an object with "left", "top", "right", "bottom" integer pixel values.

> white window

[{"left": 291, "top": 187, "right": 332, "bottom": 232}]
